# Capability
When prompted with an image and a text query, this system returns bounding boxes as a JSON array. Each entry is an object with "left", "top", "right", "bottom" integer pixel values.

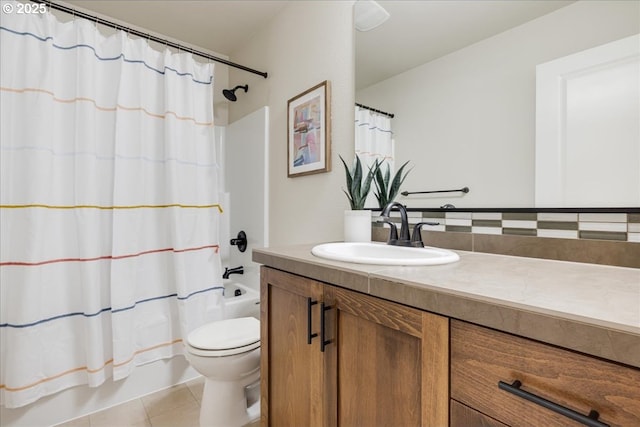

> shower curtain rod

[
  {"left": 356, "top": 102, "right": 394, "bottom": 118},
  {"left": 30, "top": 0, "right": 268, "bottom": 78}
]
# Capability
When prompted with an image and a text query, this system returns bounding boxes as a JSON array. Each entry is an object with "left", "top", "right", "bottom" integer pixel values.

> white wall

[
  {"left": 357, "top": 0, "right": 640, "bottom": 208},
  {"left": 228, "top": 1, "right": 355, "bottom": 246}
]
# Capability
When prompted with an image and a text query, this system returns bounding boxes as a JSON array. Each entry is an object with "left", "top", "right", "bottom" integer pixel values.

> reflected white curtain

[
  {"left": 0, "top": 5, "right": 223, "bottom": 408},
  {"left": 354, "top": 105, "right": 394, "bottom": 207}
]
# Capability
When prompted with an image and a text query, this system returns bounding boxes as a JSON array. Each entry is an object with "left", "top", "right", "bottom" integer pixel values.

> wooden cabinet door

[
  {"left": 324, "top": 285, "right": 449, "bottom": 427},
  {"left": 260, "top": 267, "right": 326, "bottom": 427}
]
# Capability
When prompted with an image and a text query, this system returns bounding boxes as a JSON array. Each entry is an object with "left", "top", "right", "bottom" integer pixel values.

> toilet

[{"left": 185, "top": 284, "right": 261, "bottom": 427}]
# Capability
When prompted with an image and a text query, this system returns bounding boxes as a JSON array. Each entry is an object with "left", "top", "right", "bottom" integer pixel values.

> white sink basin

[{"left": 311, "top": 242, "right": 460, "bottom": 266}]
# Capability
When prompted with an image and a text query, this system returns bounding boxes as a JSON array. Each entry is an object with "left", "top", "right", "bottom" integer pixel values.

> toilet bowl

[{"left": 185, "top": 284, "right": 261, "bottom": 427}]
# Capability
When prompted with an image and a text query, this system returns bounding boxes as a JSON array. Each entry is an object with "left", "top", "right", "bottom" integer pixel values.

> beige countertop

[{"left": 253, "top": 243, "right": 640, "bottom": 369}]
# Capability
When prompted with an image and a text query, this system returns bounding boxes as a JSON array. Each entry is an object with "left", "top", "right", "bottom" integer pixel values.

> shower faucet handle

[{"left": 230, "top": 230, "right": 247, "bottom": 252}]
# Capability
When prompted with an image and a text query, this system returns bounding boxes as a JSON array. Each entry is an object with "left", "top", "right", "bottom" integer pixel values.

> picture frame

[{"left": 287, "top": 80, "right": 331, "bottom": 177}]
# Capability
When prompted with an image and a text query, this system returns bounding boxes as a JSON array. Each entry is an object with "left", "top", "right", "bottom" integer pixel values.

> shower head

[{"left": 222, "top": 84, "right": 249, "bottom": 102}]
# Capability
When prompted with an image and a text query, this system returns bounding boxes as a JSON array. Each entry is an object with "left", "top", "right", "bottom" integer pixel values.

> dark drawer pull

[
  {"left": 320, "top": 302, "right": 333, "bottom": 352},
  {"left": 498, "top": 380, "right": 609, "bottom": 427},
  {"left": 307, "top": 298, "right": 318, "bottom": 344}
]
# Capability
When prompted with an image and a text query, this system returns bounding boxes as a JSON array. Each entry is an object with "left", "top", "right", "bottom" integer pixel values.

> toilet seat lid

[{"left": 187, "top": 317, "right": 260, "bottom": 351}]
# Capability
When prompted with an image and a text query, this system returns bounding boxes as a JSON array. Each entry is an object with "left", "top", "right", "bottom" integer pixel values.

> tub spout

[{"left": 223, "top": 266, "right": 244, "bottom": 279}]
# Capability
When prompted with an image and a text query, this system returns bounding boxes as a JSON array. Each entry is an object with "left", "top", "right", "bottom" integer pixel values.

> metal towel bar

[{"left": 401, "top": 187, "right": 469, "bottom": 196}]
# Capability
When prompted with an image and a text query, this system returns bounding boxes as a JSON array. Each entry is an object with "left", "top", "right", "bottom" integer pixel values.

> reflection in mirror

[
  {"left": 535, "top": 34, "right": 639, "bottom": 207},
  {"left": 355, "top": 0, "right": 640, "bottom": 208}
]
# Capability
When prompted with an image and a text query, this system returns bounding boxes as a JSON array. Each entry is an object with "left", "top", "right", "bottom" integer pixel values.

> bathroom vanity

[{"left": 253, "top": 244, "right": 640, "bottom": 427}]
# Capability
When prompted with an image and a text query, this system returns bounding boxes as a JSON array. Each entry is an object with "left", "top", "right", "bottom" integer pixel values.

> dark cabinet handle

[
  {"left": 307, "top": 298, "right": 318, "bottom": 345},
  {"left": 320, "top": 302, "right": 333, "bottom": 352},
  {"left": 498, "top": 380, "right": 609, "bottom": 427}
]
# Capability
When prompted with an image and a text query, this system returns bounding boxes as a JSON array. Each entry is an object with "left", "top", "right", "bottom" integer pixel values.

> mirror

[{"left": 355, "top": 0, "right": 639, "bottom": 208}]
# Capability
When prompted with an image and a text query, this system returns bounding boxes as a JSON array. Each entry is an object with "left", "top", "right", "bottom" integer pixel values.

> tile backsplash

[
  {"left": 418, "top": 212, "right": 640, "bottom": 242},
  {"left": 378, "top": 210, "right": 640, "bottom": 242},
  {"left": 372, "top": 209, "right": 640, "bottom": 268}
]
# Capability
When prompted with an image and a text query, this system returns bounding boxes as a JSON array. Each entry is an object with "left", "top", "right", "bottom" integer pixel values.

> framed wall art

[{"left": 287, "top": 80, "right": 331, "bottom": 177}]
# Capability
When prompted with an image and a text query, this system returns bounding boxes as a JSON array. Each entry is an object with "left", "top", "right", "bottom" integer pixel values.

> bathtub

[{"left": 222, "top": 281, "right": 260, "bottom": 320}]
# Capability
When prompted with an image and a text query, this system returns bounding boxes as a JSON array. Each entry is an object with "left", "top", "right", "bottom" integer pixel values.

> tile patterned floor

[
  {"left": 55, "top": 378, "right": 205, "bottom": 427},
  {"left": 54, "top": 376, "right": 260, "bottom": 427}
]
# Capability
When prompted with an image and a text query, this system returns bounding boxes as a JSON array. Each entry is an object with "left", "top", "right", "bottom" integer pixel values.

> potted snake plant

[
  {"left": 373, "top": 160, "right": 412, "bottom": 208},
  {"left": 339, "top": 155, "right": 381, "bottom": 242}
]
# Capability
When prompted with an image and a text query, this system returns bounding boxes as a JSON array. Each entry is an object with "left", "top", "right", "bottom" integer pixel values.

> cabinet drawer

[
  {"left": 451, "top": 399, "right": 508, "bottom": 427},
  {"left": 451, "top": 320, "right": 640, "bottom": 427}
]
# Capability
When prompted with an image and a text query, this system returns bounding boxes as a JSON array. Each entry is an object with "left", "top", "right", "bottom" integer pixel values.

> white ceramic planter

[{"left": 344, "top": 209, "right": 372, "bottom": 242}]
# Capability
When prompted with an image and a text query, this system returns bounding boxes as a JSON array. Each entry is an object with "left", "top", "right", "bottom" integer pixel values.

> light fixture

[{"left": 354, "top": 0, "right": 390, "bottom": 32}]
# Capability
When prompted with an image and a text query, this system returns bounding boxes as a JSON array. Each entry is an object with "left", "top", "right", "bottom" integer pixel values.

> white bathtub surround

[{"left": 225, "top": 107, "right": 270, "bottom": 294}]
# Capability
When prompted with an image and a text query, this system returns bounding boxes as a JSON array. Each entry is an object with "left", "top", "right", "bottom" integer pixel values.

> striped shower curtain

[
  {"left": 354, "top": 105, "right": 394, "bottom": 208},
  {"left": 0, "top": 5, "right": 223, "bottom": 408}
]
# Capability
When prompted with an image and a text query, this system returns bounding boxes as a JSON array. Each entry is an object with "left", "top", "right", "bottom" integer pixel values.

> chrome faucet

[{"left": 379, "top": 202, "right": 439, "bottom": 247}]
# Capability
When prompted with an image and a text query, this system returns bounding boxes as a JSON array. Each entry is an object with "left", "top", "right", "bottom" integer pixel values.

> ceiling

[
  {"left": 357, "top": 1, "right": 574, "bottom": 89},
  {"left": 64, "top": 0, "right": 574, "bottom": 89},
  {"left": 64, "top": 1, "right": 289, "bottom": 55}
]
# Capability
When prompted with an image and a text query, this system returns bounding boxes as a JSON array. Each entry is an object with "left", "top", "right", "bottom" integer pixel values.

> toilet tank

[{"left": 223, "top": 282, "right": 260, "bottom": 320}]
